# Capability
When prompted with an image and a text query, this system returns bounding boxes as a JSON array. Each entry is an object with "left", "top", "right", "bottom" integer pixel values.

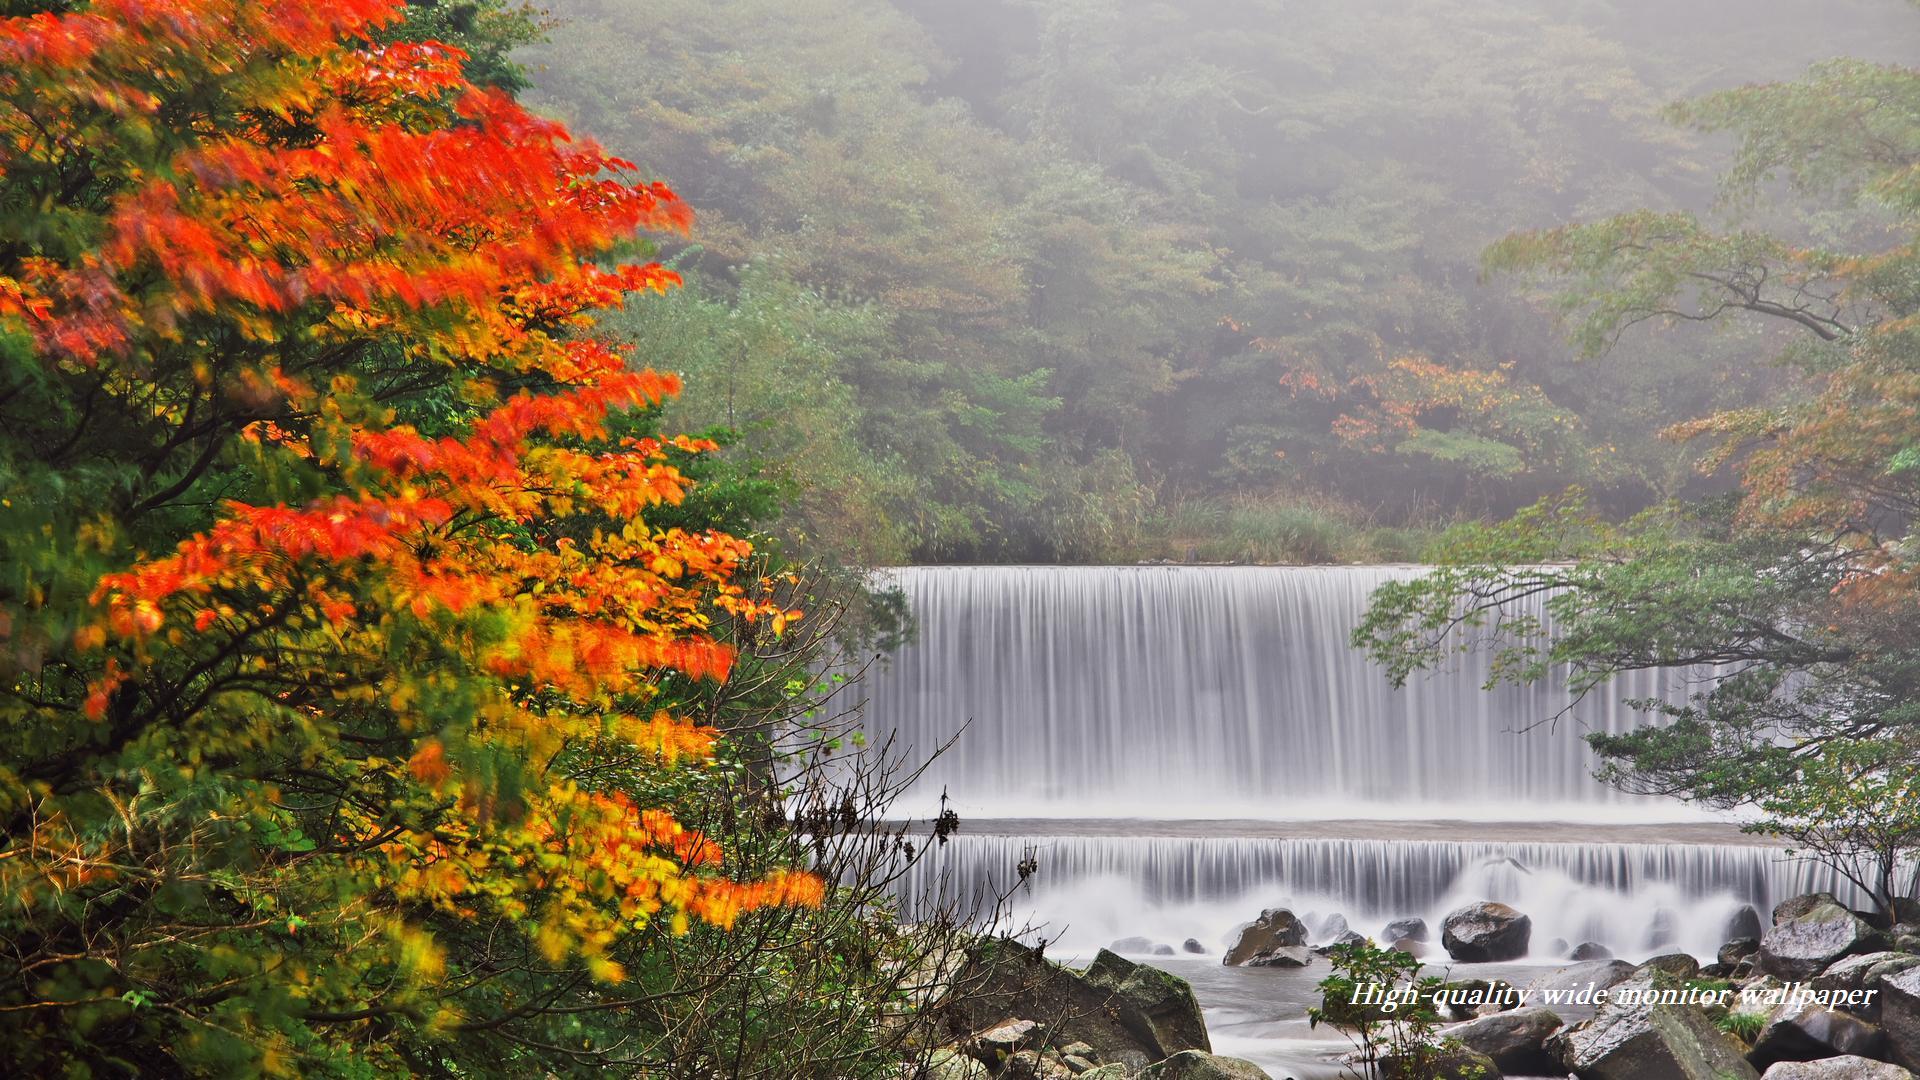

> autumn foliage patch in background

[{"left": 0, "top": 1, "right": 816, "bottom": 1073}]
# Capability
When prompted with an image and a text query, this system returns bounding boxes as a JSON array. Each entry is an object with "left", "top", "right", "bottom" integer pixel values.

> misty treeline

[{"left": 521, "top": 0, "right": 1914, "bottom": 564}]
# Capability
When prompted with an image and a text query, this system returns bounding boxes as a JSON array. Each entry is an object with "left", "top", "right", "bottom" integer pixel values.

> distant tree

[{"left": 1356, "top": 58, "right": 1920, "bottom": 917}]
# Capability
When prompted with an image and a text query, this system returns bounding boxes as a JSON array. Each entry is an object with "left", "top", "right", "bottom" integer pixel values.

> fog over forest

[{"left": 524, "top": 0, "right": 1916, "bottom": 563}]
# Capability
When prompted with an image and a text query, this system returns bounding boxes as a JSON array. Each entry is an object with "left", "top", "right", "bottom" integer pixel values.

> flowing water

[{"left": 856, "top": 566, "right": 1846, "bottom": 1077}]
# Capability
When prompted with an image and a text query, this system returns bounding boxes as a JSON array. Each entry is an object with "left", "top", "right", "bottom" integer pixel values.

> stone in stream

[
  {"left": 1761, "top": 1059, "right": 1915, "bottom": 1079},
  {"left": 1082, "top": 949, "right": 1213, "bottom": 1058},
  {"left": 1381, "top": 916, "right": 1429, "bottom": 943},
  {"left": 1312, "top": 912, "right": 1350, "bottom": 942},
  {"left": 1312, "top": 930, "right": 1366, "bottom": 955},
  {"left": 1571, "top": 940, "right": 1614, "bottom": 961},
  {"left": 1746, "top": 1001, "right": 1888, "bottom": 1070},
  {"left": 1181, "top": 938, "right": 1207, "bottom": 954},
  {"left": 1760, "top": 896, "right": 1884, "bottom": 981},
  {"left": 1445, "top": 1004, "right": 1565, "bottom": 1074},
  {"left": 1110, "top": 936, "right": 1157, "bottom": 953},
  {"left": 1388, "top": 936, "right": 1427, "bottom": 959},
  {"left": 1244, "top": 945, "right": 1313, "bottom": 968},
  {"left": 1727, "top": 904, "right": 1766, "bottom": 942},
  {"left": 1441, "top": 901, "right": 1532, "bottom": 962},
  {"left": 1547, "top": 971, "right": 1760, "bottom": 1079},
  {"left": 1223, "top": 908, "right": 1308, "bottom": 966},
  {"left": 1524, "top": 959, "right": 1637, "bottom": 1001},
  {"left": 1720, "top": 938, "right": 1761, "bottom": 966}
]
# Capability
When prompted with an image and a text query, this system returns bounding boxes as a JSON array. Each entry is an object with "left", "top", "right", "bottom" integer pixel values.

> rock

[
  {"left": 1111, "top": 936, "right": 1157, "bottom": 953},
  {"left": 1442, "top": 901, "right": 1532, "bottom": 962},
  {"left": 1313, "top": 930, "right": 1366, "bottom": 954},
  {"left": 1083, "top": 949, "right": 1212, "bottom": 1058},
  {"left": 1816, "top": 953, "right": 1920, "bottom": 1020},
  {"left": 1648, "top": 908, "right": 1681, "bottom": 949},
  {"left": 1524, "top": 959, "right": 1639, "bottom": 1000},
  {"left": 1244, "top": 945, "right": 1313, "bottom": 968},
  {"left": 1383, "top": 917, "right": 1430, "bottom": 943},
  {"left": 1721, "top": 938, "right": 1761, "bottom": 966},
  {"left": 1314, "top": 913, "right": 1351, "bottom": 941},
  {"left": 1003, "top": 1050, "right": 1073, "bottom": 1080},
  {"left": 1883, "top": 965, "right": 1920, "bottom": 1070},
  {"left": 1142, "top": 1050, "right": 1274, "bottom": 1080},
  {"left": 1182, "top": 938, "right": 1206, "bottom": 955},
  {"left": 1548, "top": 971, "right": 1760, "bottom": 1079},
  {"left": 970, "top": 1018, "right": 1042, "bottom": 1060},
  {"left": 1059, "top": 1042, "right": 1096, "bottom": 1060},
  {"left": 1388, "top": 936, "right": 1427, "bottom": 958},
  {"left": 1153, "top": 945, "right": 1176, "bottom": 956},
  {"left": 925, "top": 1048, "right": 993, "bottom": 1080},
  {"left": 1728, "top": 905, "right": 1766, "bottom": 942},
  {"left": 1074, "top": 1068, "right": 1131, "bottom": 1080},
  {"left": 937, "top": 938, "right": 1184, "bottom": 1066},
  {"left": 1377, "top": 1046, "right": 1502, "bottom": 1080},
  {"left": 1571, "top": 941, "right": 1615, "bottom": 961},
  {"left": 1547, "top": 937, "right": 1570, "bottom": 956},
  {"left": 1761, "top": 1058, "right": 1914, "bottom": 1079},
  {"left": 1223, "top": 909, "right": 1308, "bottom": 966},
  {"left": 1776, "top": 893, "right": 1844, "bottom": 925},
  {"left": 1428, "top": 978, "right": 1523, "bottom": 1021},
  {"left": 1761, "top": 898, "right": 1884, "bottom": 980},
  {"left": 1747, "top": 1001, "right": 1887, "bottom": 1070},
  {"left": 1061, "top": 1053, "right": 1099, "bottom": 1074},
  {"left": 1643, "top": 953, "right": 1702, "bottom": 981},
  {"left": 1447, "top": 1004, "right": 1565, "bottom": 1074}
]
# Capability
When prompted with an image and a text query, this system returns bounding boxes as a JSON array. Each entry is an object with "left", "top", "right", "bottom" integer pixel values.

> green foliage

[
  {"left": 1718, "top": 1008, "right": 1767, "bottom": 1044},
  {"left": 1309, "top": 940, "right": 1466, "bottom": 1080},
  {"left": 522, "top": 0, "right": 1917, "bottom": 561}
]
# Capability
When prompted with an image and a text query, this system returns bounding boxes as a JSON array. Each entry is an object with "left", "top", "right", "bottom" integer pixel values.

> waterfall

[
  {"left": 863, "top": 565, "right": 1695, "bottom": 818},
  {"left": 856, "top": 565, "right": 1843, "bottom": 964}
]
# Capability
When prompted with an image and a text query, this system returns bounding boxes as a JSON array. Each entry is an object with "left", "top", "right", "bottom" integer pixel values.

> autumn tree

[
  {"left": 1355, "top": 57, "right": 1920, "bottom": 916},
  {"left": 0, "top": 2, "right": 862, "bottom": 1073}
]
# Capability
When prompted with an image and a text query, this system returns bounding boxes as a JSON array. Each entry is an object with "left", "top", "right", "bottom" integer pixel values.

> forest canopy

[{"left": 522, "top": 0, "right": 1917, "bottom": 563}]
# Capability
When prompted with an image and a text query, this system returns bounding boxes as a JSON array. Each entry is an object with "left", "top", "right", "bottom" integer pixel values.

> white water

[
  {"left": 856, "top": 565, "right": 1841, "bottom": 1074},
  {"left": 864, "top": 565, "right": 1708, "bottom": 816}
]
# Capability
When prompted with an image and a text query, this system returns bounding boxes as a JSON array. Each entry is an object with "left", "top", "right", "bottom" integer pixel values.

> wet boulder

[
  {"left": 1111, "top": 937, "right": 1157, "bottom": 953},
  {"left": 1182, "top": 938, "right": 1207, "bottom": 955},
  {"left": 1442, "top": 901, "right": 1532, "bottom": 962},
  {"left": 1571, "top": 941, "right": 1615, "bottom": 961},
  {"left": 1642, "top": 953, "right": 1702, "bottom": 981},
  {"left": 1727, "top": 905, "right": 1765, "bottom": 943},
  {"left": 1223, "top": 909, "right": 1308, "bottom": 966},
  {"left": 1313, "top": 930, "right": 1367, "bottom": 955},
  {"left": 1760, "top": 1058, "right": 1914, "bottom": 1079},
  {"left": 1814, "top": 952, "right": 1920, "bottom": 1021},
  {"left": 1313, "top": 913, "right": 1351, "bottom": 941},
  {"left": 1244, "top": 945, "right": 1313, "bottom": 968},
  {"left": 1388, "top": 936, "right": 1427, "bottom": 959},
  {"left": 1382, "top": 917, "right": 1430, "bottom": 943},
  {"left": 1447, "top": 1004, "right": 1564, "bottom": 1074},
  {"left": 1083, "top": 949, "right": 1212, "bottom": 1059},
  {"left": 1547, "top": 971, "right": 1760, "bottom": 1079},
  {"left": 1760, "top": 897, "right": 1883, "bottom": 980},
  {"left": 1720, "top": 938, "right": 1761, "bottom": 966},
  {"left": 1523, "top": 959, "right": 1638, "bottom": 1001},
  {"left": 937, "top": 938, "right": 1192, "bottom": 1066},
  {"left": 1746, "top": 1001, "right": 1887, "bottom": 1070},
  {"left": 1882, "top": 965, "right": 1920, "bottom": 1070}
]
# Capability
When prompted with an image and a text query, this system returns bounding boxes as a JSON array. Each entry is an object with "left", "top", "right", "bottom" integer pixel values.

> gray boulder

[
  {"left": 925, "top": 1048, "right": 993, "bottom": 1080},
  {"left": 1548, "top": 971, "right": 1760, "bottom": 1080},
  {"left": 1314, "top": 913, "right": 1351, "bottom": 941},
  {"left": 1761, "top": 897, "right": 1883, "bottom": 981},
  {"left": 1642, "top": 953, "right": 1702, "bottom": 981},
  {"left": 1442, "top": 901, "right": 1532, "bottom": 962},
  {"left": 1182, "top": 938, "right": 1207, "bottom": 954},
  {"left": 1383, "top": 917, "right": 1430, "bottom": 943},
  {"left": 1083, "top": 949, "right": 1212, "bottom": 1059},
  {"left": 1142, "top": 1050, "right": 1273, "bottom": 1080},
  {"left": 1761, "top": 1059, "right": 1914, "bottom": 1079},
  {"left": 1747, "top": 1002, "right": 1887, "bottom": 1070},
  {"left": 1524, "top": 959, "right": 1639, "bottom": 1000},
  {"left": 1111, "top": 937, "right": 1157, "bottom": 953},
  {"left": 1313, "top": 930, "right": 1367, "bottom": 954},
  {"left": 1571, "top": 941, "right": 1615, "bottom": 961},
  {"left": 1223, "top": 909, "right": 1308, "bottom": 966},
  {"left": 1883, "top": 965, "right": 1920, "bottom": 1070},
  {"left": 1814, "top": 952, "right": 1920, "bottom": 1020},
  {"left": 1727, "top": 905, "right": 1765, "bottom": 942},
  {"left": 969, "top": 1018, "right": 1043, "bottom": 1061},
  {"left": 1447, "top": 1004, "right": 1564, "bottom": 1074},
  {"left": 1721, "top": 938, "right": 1761, "bottom": 966},
  {"left": 1776, "top": 894, "right": 1843, "bottom": 925},
  {"left": 1244, "top": 945, "right": 1313, "bottom": 968},
  {"left": 1388, "top": 936, "right": 1428, "bottom": 958}
]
